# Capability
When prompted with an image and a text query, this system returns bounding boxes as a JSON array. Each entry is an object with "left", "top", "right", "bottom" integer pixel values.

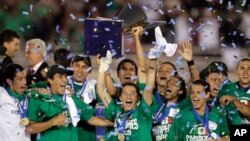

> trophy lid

[{"left": 114, "top": 4, "right": 166, "bottom": 37}]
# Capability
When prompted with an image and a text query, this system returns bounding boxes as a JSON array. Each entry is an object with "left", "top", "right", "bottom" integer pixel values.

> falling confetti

[
  {"left": 241, "top": 0, "right": 246, "bottom": 7},
  {"left": 70, "top": 13, "right": 76, "bottom": 20},
  {"left": 158, "top": 9, "right": 164, "bottom": 15},
  {"left": 30, "top": 4, "right": 33, "bottom": 12},
  {"left": 106, "top": 1, "right": 113, "bottom": 7},
  {"left": 22, "top": 11, "right": 29, "bottom": 16}
]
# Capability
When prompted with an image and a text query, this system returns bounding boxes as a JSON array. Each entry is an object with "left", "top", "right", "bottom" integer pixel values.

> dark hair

[
  {"left": 2, "top": 63, "right": 24, "bottom": 86},
  {"left": 191, "top": 80, "right": 210, "bottom": 93},
  {"left": 0, "top": 29, "right": 20, "bottom": 46},
  {"left": 117, "top": 59, "right": 138, "bottom": 75},
  {"left": 54, "top": 48, "right": 72, "bottom": 68},
  {"left": 119, "top": 83, "right": 141, "bottom": 99},
  {"left": 158, "top": 61, "right": 178, "bottom": 76},
  {"left": 172, "top": 75, "right": 187, "bottom": 102},
  {"left": 71, "top": 54, "right": 92, "bottom": 68},
  {"left": 237, "top": 58, "right": 250, "bottom": 70}
]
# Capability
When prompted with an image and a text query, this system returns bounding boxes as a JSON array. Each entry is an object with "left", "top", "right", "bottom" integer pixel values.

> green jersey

[
  {"left": 28, "top": 92, "right": 95, "bottom": 141},
  {"left": 69, "top": 79, "right": 97, "bottom": 141},
  {"left": 218, "top": 82, "right": 250, "bottom": 125},
  {"left": 151, "top": 102, "right": 183, "bottom": 141},
  {"left": 104, "top": 98, "right": 156, "bottom": 141},
  {"left": 167, "top": 106, "right": 229, "bottom": 141}
]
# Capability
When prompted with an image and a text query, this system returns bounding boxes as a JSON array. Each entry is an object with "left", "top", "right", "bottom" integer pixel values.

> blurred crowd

[{"left": 0, "top": 0, "right": 250, "bottom": 54}]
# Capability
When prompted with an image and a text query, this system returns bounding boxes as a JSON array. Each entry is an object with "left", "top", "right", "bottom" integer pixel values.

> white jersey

[{"left": 0, "top": 87, "right": 30, "bottom": 141}]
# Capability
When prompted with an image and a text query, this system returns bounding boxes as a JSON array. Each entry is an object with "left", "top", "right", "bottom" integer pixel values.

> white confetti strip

[
  {"left": 142, "top": 5, "right": 148, "bottom": 10},
  {"left": 22, "top": 11, "right": 29, "bottom": 16},
  {"left": 241, "top": 0, "right": 246, "bottom": 7},
  {"left": 106, "top": 1, "right": 113, "bottom": 7},
  {"left": 158, "top": 9, "right": 164, "bottom": 15},
  {"left": 188, "top": 17, "right": 194, "bottom": 23},
  {"left": 30, "top": 4, "right": 33, "bottom": 12},
  {"left": 70, "top": 13, "right": 76, "bottom": 20}
]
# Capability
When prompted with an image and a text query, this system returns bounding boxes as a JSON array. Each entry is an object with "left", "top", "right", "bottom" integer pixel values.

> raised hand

[
  {"left": 131, "top": 26, "right": 143, "bottom": 38},
  {"left": 178, "top": 40, "right": 193, "bottom": 62},
  {"left": 99, "top": 50, "right": 112, "bottom": 73}
]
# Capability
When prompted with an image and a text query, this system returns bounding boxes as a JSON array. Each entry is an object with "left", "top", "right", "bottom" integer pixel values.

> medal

[
  {"left": 21, "top": 118, "right": 29, "bottom": 126},
  {"left": 117, "top": 133, "right": 125, "bottom": 141}
]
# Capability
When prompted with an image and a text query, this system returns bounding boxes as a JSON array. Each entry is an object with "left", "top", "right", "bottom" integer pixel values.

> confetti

[
  {"left": 22, "top": 11, "right": 29, "bottom": 16},
  {"left": 56, "top": 25, "right": 60, "bottom": 33},
  {"left": 235, "top": 9, "right": 242, "bottom": 13},
  {"left": 128, "top": 3, "right": 132, "bottom": 9},
  {"left": 219, "top": 0, "right": 223, "bottom": 4},
  {"left": 188, "top": 17, "right": 194, "bottom": 23},
  {"left": 227, "top": 1, "right": 233, "bottom": 9},
  {"left": 187, "top": 27, "right": 192, "bottom": 33},
  {"left": 158, "top": 9, "right": 164, "bottom": 15},
  {"left": 70, "top": 13, "right": 76, "bottom": 20},
  {"left": 241, "top": 0, "right": 246, "bottom": 7},
  {"left": 19, "top": 27, "right": 25, "bottom": 32},
  {"left": 169, "top": 18, "right": 176, "bottom": 25},
  {"left": 231, "top": 42, "right": 236, "bottom": 48},
  {"left": 30, "top": 4, "right": 33, "bottom": 12},
  {"left": 104, "top": 27, "right": 111, "bottom": 31},
  {"left": 170, "top": 30, "right": 175, "bottom": 36},
  {"left": 142, "top": 5, "right": 149, "bottom": 11},
  {"left": 78, "top": 18, "right": 85, "bottom": 22},
  {"left": 106, "top": 1, "right": 113, "bottom": 7},
  {"left": 167, "top": 9, "right": 173, "bottom": 13},
  {"left": 91, "top": 6, "right": 97, "bottom": 12}
]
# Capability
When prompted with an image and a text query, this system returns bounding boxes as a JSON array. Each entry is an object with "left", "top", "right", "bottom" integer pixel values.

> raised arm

[
  {"left": 96, "top": 54, "right": 116, "bottom": 96},
  {"left": 143, "top": 59, "right": 157, "bottom": 105},
  {"left": 97, "top": 51, "right": 113, "bottom": 107},
  {"left": 131, "top": 26, "right": 147, "bottom": 83},
  {"left": 178, "top": 40, "right": 200, "bottom": 81}
]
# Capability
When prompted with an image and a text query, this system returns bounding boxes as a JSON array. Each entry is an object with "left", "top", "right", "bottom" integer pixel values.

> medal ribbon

[
  {"left": 116, "top": 110, "right": 135, "bottom": 134},
  {"left": 155, "top": 90, "right": 163, "bottom": 106},
  {"left": 153, "top": 103, "right": 176, "bottom": 123},
  {"left": 17, "top": 96, "right": 29, "bottom": 118},
  {"left": 192, "top": 105, "right": 210, "bottom": 136},
  {"left": 69, "top": 77, "right": 87, "bottom": 98}
]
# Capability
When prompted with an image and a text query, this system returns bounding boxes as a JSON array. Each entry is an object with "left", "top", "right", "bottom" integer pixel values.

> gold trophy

[{"left": 115, "top": 4, "right": 166, "bottom": 37}]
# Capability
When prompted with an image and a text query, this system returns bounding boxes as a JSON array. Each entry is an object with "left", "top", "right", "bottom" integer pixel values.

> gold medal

[
  {"left": 117, "top": 133, "right": 125, "bottom": 141},
  {"left": 21, "top": 118, "right": 29, "bottom": 126}
]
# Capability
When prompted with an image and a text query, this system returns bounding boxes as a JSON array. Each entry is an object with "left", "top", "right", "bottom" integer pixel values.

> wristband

[{"left": 187, "top": 60, "right": 194, "bottom": 66}]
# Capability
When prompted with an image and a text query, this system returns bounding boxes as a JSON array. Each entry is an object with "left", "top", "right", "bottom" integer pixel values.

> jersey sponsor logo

[
  {"left": 186, "top": 135, "right": 209, "bottom": 141},
  {"left": 11, "top": 110, "right": 20, "bottom": 114},
  {"left": 152, "top": 121, "right": 172, "bottom": 139},
  {"left": 124, "top": 119, "right": 138, "bottom": 136}
]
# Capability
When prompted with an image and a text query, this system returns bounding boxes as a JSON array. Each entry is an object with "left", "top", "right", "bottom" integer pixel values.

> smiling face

[
  {"left": 190, "top": 84, "right": 209, "bottom": 111},
  {"left": 118, "top": 62, "right": 137, "bottom": 84},
  {"left": 119, "top": 84, "right": 138, "bottom": 111},
  {"left": 9, "top": 70, "right": 27, "bottom": 94},
  {"left": 156, "top": 63, "right": 176, "bottom": 87},
  {"left": 206, "top": 72, "right": 221, "bottom": 98},
  {"left": 165, "top": 76, "right": 182, "bottom": 102},
  {"left": 237, "top": 60, "right": 250, "bottom": 87},
  {"left": 48, "top": 73, "right": 68, "bottom": 95},
  {"left": 71, "top": 60, "right": 90, "bottom": 83}
]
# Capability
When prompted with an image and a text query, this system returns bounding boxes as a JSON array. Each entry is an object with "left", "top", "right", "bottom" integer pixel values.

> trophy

[{"left": 114, "top": 4, "right": 166, "bottom": 37}]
